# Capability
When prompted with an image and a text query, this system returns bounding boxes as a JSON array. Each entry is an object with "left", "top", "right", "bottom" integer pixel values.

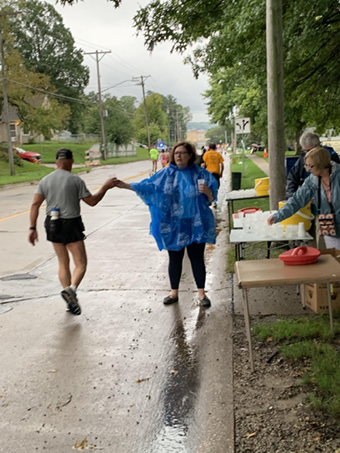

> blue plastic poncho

[{"left": 130, "top": 163, "right": 218, "bottom": 251}]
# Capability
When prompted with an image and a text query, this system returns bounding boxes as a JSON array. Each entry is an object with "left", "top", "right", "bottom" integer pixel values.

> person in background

[
  {"left": 149, "top": 146, "right": 159, "bottom": 173},
  {"left": 268, "top": 147, "right": 340, "bottom": 249},
  {"left": 286, "top": 131, "right": 340, "bottom": 198},
  {"left": 202, "top": 143, "right": 224, "bottom": 207},
  {"left": 160, "top": 149, "right": 169, "bottom": 168},
  {"left": 114, "top": 141, "right": 218, "bottom": 308},
  {"left": 28, "top": 149, "right": 116, "bottom": 315}
]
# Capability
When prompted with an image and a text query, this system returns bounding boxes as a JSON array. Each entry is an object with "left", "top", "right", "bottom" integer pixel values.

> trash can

[
  {"left": 285, "top": 156, "right": 299, "bottom": 178},
  {"left": 231, "top": 172, "right": 242, "bottom": 191}
]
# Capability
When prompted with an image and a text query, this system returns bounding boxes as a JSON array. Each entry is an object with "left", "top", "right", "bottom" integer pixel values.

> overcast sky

[{"left": 44, "top": 0, "right": 210, "bottom": 123}]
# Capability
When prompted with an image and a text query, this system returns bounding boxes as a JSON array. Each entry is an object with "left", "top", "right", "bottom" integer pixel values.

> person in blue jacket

[
  {"left": 286, "top": 131, "right": 340, "bottom": 199},
  {"left": 269, "top": 146, "right": 340, "bottom": 249},
  {"left": 114, "top": 141, "right": 218, "bottom": 307}
]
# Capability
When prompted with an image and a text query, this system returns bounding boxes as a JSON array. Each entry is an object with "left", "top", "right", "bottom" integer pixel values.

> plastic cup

[
  {"left": 298, "top": 222, "right": 306, "bottom": 237},
  {"left": 238, "top": 211, "right": 244, "bottom": 219},
  {"left": 109, "top": 173, "right": 116, "bottom": 179},
  {"left": 198, "top": 179, "right": 205, "bottom": 189},
  {"left": 285, "top": 225, "right": 293, "bottom": 238},
  {"left": 276, "top": 224, "right": 284, "bottom": 238}
]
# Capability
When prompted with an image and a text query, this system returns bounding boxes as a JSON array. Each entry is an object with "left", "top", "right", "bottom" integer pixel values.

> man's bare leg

[
  {"left": 53, "top": 242, "right": 71, "bottom": 288},
  {"left": 67, "top": 240, "right": 87, "bottom": 289}
]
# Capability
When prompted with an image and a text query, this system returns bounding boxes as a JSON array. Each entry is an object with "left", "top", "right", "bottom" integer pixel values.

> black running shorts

[{"left": 44, "top": 216, "right": 86, "bottom": 245}]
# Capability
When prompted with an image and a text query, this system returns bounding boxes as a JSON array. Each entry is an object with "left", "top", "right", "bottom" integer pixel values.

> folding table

[
  {"left": 230, "top": 229, "right": 313, "bottom": 261},
  {"left": 235, "top": 255, "right": 340, "bottom": 372}
]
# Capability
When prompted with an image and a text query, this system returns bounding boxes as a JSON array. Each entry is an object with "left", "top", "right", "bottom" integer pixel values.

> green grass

[
  {"left": 0, "top": 146, "right": 149, "bottom": 186},
  {"left": 13, "top": 143, "right": 150, "bottom": 165},
  {"left": 18, "top": 142, "right": 95, "bottom": 164},
  {"left": 0, "top": 160, "right": 90, "bottom": 186},
  {"left": 253, "top": 315, "right": 340, "bottom": 419}
]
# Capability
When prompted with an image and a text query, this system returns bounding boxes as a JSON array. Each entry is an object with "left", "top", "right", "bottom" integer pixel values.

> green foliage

[
  {"left": 205, "top": 125, "right": 226, "bottom": 144},
  {"left": 133, "top": 92, "right": 167, "bottom": 144},
  {"left": 10, "top": 0, "right": 89, "bottom": 133},
  {"left": 79, "top": 93, "right": 135, "bottom": 146},
  {"left": 253, "top": 315, "right": 340, "bottom": 419}
]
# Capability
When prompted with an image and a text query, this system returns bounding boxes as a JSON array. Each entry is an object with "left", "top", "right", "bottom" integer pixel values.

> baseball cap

[{"left": 56, "top": 149, "right": 73, "bottom": 160}]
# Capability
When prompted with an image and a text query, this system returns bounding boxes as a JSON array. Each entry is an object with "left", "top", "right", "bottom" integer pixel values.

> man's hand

[
  {"left": 28, "top": 229, "right": 38, "bottom": 246},
  {"left": 114, "top": 179, "right": 132, "bottom": 190},
  {"left": 102, "top": 177, "right": 118, "bottom": 190}
]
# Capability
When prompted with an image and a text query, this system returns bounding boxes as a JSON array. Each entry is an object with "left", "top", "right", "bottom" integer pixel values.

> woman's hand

[
  {"left": 115, "top": 180, "right": 132, "bottom": 190},
  {"left": 267, "top": 215, "right": 275, "bottom": 225},
  {"left": 199, "top": 184, "right": 213, "bottom": 202}
]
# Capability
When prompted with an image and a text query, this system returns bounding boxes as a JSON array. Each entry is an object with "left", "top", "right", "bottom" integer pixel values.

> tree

[
  {"left": 0, "top": 17, "right": 70, "bottom": 138},
  {"left": 205, "top": 126, "right": 226, "bottom": 145},
  {"left": 133, "top": 92, "right": 167, "bottom": 145},
  {"left": 10, "top": 0, "right": 89, "bottom": 133},
  {"left": 80, "top": 93, "right": 135, "bottom": 145}
]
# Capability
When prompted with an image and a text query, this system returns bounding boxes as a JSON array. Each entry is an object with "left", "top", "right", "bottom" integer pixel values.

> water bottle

[{"left": 50, "top": 208, "right": 60, "bottom": 233}]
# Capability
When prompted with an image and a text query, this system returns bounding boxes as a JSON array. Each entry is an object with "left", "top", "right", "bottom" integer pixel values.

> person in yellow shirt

[{"left": 202, "top": 143, "right": 224, "bottom": 188}]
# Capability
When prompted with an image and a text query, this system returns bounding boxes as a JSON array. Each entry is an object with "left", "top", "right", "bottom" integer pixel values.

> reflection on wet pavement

[{"left": 146, "top": 303, "right": 206, "bottom": 452}]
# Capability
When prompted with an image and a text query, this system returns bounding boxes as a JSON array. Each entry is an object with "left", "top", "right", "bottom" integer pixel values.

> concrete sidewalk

[{"left": 247, "top": 153, "right": 269, "bottom": 176}]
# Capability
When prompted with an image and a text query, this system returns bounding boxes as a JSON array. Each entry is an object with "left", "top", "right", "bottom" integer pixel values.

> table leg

[
  {"left": 242, "top": 288, "right": 254, "bottom": 372},
  {"left": 267, "top": 241, "right": 271, "bottom": 259},
  {"left": 301, "top": 284, "right": 305, "bottom": 309},
  {"left": 228, "top": 201, "right": 232, "bottom": 231},
  {"left": 327, "top": 283, "right": 334, "bottom": 334}
]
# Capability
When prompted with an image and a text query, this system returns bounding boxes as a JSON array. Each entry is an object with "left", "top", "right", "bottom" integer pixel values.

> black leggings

[{"left": 168, "top": 242, "right": 206, "bottom": 290}]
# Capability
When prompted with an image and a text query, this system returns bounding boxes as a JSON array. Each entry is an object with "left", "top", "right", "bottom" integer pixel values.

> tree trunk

[{"left": 267, "top": 0, "right": 286, "bottom": 210}]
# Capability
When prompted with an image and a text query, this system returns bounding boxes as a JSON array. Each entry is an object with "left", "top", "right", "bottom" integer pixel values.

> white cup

[
  {"left": 276, "top": 224, "right": 284, "bottom": 238},
  {"left": 238, "top": 211, "right": 244, "bottom": 219},
  {"left": 285, "top": 225, "right": 293, "bottom": 238},
  {"left": 298, "top": 222, "right": 306, "bottom": 237},
  {"left": 198, "top": 179, "right": 205, "bottom": 189},
  {"left": 109, "top": 173, "right": 116, "bottom": 179}
]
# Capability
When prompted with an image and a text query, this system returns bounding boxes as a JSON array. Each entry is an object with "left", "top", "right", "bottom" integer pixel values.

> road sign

[{"left": 235, "top": 117, "right": 251, "bottom": 134}]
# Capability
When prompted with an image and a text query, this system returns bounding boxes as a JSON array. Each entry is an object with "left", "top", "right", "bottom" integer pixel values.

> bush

[{"left": 0, "top": 150, "right": 24, "bottom": 167}]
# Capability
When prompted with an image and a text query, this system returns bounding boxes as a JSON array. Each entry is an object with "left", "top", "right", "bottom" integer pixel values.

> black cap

[{"left": 56, "top": 149, "right": 73, "bottom": 160}]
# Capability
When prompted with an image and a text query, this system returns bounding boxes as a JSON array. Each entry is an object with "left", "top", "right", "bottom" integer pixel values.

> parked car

[
  {"left": 134, "top": 143, "right": 148, "bottom": 149},
  {"left": 14, "top": 147, "right": 41, "bottom": 164}
]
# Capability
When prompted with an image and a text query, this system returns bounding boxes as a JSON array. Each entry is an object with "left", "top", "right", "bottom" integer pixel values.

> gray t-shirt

[{"left": 36, "top": 169, "right": 91, "bottom": 219}]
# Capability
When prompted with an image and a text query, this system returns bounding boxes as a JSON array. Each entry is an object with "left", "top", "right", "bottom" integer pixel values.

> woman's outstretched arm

[{"left": 115, "top": 180, "right": 133, "bottom": 190}]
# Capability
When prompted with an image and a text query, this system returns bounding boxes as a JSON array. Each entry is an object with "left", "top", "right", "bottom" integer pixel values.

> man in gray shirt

[{"left": 28, "top": 148, "right": 116, "bottom": 315}]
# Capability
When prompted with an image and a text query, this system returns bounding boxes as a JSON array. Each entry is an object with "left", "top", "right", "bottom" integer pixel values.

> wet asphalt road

[{"left": 0, "top": 160, "right": 233, "bottom": 452}]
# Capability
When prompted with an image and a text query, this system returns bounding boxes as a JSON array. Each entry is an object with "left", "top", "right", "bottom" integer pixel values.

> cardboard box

[{"left": 302, "top": 248, "right": 340, "bottom": 314}]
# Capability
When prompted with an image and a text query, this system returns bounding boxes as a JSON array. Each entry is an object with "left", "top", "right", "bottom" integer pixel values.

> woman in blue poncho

[{"left": 115, "top": 141, "right": 218, "bottom": 308}]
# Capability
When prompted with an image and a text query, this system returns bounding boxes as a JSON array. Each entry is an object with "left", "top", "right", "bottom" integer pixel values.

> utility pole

[
  {"left": 84, "top": 50, "right": 111, "bottom": 160},
  {"left": 133, "top": 76, "right": 151, "bottom": 150},
  {"left": 0, "top": 10, "right": 21, "bottom": 176},
  {"left": 267, "top": 0, "right": 286, "bottom": 210}
]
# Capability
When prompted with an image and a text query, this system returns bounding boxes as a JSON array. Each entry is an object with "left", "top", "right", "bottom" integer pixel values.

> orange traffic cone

[{"left": 263, "top": 148, "right": 268, "bottom": 158}]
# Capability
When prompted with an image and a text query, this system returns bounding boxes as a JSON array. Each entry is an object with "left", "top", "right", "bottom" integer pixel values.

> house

[{"left": 0, "top": 102, "right": 45, "bottom": 145}]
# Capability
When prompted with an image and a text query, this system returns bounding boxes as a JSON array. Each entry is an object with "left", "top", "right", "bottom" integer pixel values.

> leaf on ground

[
  {"left": 293, "top": 371, "right": 304, "bottom": 377},
  {"left": 136, "top": 377, "right": 150, "bottom": 383},
  {"left": 246, "top": 432, "right": 257, "bottom": 439},
  {"left": 314, "top": 434, "right": 321, "bottom": 441},
  {"left": 171, "top": 370, "right": 178, "bottom": 375},
  {"left": 266, "top": 337, "right": 273, "bottom": 342}
]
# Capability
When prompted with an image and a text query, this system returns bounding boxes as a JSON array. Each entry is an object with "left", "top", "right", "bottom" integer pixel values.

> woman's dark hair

[{"left": 170, "top": 141, "right": 197, "bottom": 166}]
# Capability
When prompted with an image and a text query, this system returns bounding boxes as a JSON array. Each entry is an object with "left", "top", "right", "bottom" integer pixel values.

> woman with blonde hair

[{"left": 268, "top": 146, "right": 340, "bottom": 248}]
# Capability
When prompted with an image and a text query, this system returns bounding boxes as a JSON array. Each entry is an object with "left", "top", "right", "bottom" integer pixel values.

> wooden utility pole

[
  {"left": 84, "top": 50, "right": 111, "bottom": 160},
  {"left": 267, "top": 0, "right": 286, "bottom": 210},
  {"left": 133, "top": 76, "right": 151, "bottom": 150},
  {"left": 0, "top": 10, "right": 22, "bottom": 176}
]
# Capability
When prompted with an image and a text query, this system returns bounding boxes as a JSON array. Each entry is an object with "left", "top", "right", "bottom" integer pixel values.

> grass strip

[{"left": 253, "top": 315, "right": 340, "bottom": 419}]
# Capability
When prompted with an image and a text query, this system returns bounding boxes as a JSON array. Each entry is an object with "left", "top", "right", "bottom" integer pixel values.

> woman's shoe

[
  {"left": 200, "top": 295, "right": 211, "bottom": 308},
  {"left": 163, "top": 295, "right": 179, "bottom": 305}
]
